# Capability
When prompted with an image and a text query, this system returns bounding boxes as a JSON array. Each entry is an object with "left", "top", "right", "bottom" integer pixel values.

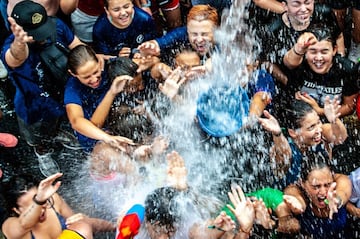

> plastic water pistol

[{"left": 116, "top": 204, "right": 145, "bottom": 239}]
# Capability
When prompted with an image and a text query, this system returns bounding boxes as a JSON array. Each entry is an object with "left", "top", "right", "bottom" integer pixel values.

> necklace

[
  {"left": 286, "top": 13, "right": 293, "bottom": 29},
  {"left": 286, "top": 13, "right": 310, "bottom": 31}
]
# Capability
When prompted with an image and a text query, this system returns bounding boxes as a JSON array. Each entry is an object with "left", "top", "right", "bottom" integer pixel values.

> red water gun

[{"left": 116, "top": 204, "right": 145, "bottom": 239}]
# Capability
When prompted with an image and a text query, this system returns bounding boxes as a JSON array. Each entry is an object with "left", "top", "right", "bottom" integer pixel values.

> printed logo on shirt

[{"left": 136, "top": 34, "right": 144, "bottom": 44}]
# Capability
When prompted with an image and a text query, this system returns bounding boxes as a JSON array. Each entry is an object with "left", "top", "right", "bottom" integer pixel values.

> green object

[
  {"left": 220, "top": 187, "right": 284, "bottom": 222},
  {"left": 247, "top": 187, "right": 284, "bottom": 210}
]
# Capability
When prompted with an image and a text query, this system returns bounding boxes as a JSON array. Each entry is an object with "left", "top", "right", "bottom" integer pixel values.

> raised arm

[
  {"left": 258, "top": 110, "right": 292, "bottom": 175},
  {"left": 252, "top": 0, "right": 284, "bottom": 14},
  {"left": 283, "top": 32, "right": 317, "bottom": 70},
  {"left": 321, "top": 96, "right": 348, "bottom": 145},
  {"left": 5, "top": 17, "right": 31, "bottom": 68}
]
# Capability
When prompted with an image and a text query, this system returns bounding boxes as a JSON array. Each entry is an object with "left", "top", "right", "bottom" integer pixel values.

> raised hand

[
  {"left": 104, "top": 135, "right": 134, "bottom": 152},
  {"left": 110, "top": 75, "right": 133, "bottom": 95},
  {"left": 226, "top": 185, "right": 255, "bottom": 234},
  {"left": 137, "top": 40, "right": 160, "bottom": 57},
  {"left": 8, "top": 17, "right": 34, "bottom": 43},
  {"left": 252, "top": 198, "right": 274, "bottom": 229},
  {"left": 150, "top": 136, "right": 169, "bottom": 156},
  {"left": 212, "top": 211, "right": 236, "bottom": 232},
  {"left": 326, "top": 182, "right": 341, "bottom": 220},
  {"left": 294, "top": 32, "right": 317, "bottom": 55},
  {"left": 166, "top": 151, "right": 187, "bottom": 190},
  {"left": 323, "top": 96, "right": 341, "bottom": 124},
  {"left": 159, "top": 67, "right": 187, "bottom": 99},
  {"left": 258, "top": 110, "right": 281, "bottom": 135},
  {"left": 36, "top": 173, "right": 63, "bottom": 202},
  {"left": 283, "top": 195, "right": 304, "bottom": 214}
]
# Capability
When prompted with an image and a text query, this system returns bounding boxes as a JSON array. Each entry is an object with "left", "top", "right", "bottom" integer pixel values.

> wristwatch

[{"left": 141, "top": 0, "right": 151, "bottom": 7}]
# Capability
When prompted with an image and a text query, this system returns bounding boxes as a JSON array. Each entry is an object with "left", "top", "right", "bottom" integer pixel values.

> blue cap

[{"left": 196, "top": 85, "right": 249, "bottom": 137}]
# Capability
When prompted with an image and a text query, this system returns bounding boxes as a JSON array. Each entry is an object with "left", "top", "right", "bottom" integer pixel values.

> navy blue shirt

[
  {"left": 64, "top": 70, "right": 111, "bottom": 151},
  {"left": 93, "top": 7, "right": 157, "bottom": 55}
]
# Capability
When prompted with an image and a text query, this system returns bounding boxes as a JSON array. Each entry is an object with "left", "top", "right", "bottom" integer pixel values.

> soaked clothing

[
  {"left": 1, "top": 18, "right": 74, "bottom": 125},
  {"left": 298, "top": 204, "right": 347, "bottom": 238},
  {"left": 260, "top": 4, "right": 341, "bottom": 68},
  {"left": 64, "top": 70, "right": 111, "bottom": 152},
  {"left": 284, "top": 55, "right": 358, "bottom": 109},
  {"left": 93, "top": 7, "right": 157, "bottom": 56},
  {"left": 30, "top": 207, "right": 67, "bottom": 239},
  {"left": 275, "top": 139, "right": 330, "bottom": 190}
]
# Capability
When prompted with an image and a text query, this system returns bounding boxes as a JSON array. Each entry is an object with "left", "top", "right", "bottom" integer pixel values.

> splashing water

[{"left": 63, "top": 0, "right": 274, "bottom": 237}]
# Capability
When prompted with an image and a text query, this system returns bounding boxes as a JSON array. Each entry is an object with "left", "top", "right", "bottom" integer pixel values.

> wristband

[
  {"left": 292, "top": 47, "right": 304, "bottom": 56},
  {"left": 32, "top": 194, "right": 47, "bottom": 205},
  {"left": 141, "top": 0, "right": 151, "bottom": 7}
]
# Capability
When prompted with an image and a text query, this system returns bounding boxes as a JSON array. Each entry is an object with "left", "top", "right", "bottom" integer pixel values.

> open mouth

[
  {"left": 90, "top": 79, "right": 100, "bottom": 88},
  {"left": 119, "top": 15, "right": 129, "bottom": 24},
  {"left": 312, "top": 134, "right": 322, "bottom": 143},
  {"left": 317, "top": 196, "right": 327, "bottom": 207},
  {"left": 313, "top": 61, "right": 324, "bottom": 69}
]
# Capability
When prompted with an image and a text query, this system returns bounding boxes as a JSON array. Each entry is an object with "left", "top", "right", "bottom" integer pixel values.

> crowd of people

[{"left": 0, "top": 0, "right": 359, "bottom": 238}]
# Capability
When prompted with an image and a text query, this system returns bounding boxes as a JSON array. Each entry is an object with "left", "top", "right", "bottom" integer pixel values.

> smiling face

[
  {"left": 284, "top": 0, "right": 314, "bottom": 25},
  {"left": 305, "top": 39, "right": 335, "bottom": 74},
  {"left": 72, "top": 60, "right": 102, "bottom": 89},
  {"left": 105, "top": 0, "right": 134, "bottom": 29},
  {"left": 290, "top": 110, "right": 323, "bottom": 147},
  {"left": 302, "top": 166, "right": 333, "bottom": 209},
  {"left": 187, "top": 19, "right": 215, "bottom": 56}
]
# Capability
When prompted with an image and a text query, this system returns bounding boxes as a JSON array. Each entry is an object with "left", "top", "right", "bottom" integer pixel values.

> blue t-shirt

[
  {"left": 93, "top": 7, "right": 157, "bottom": 55},
  {"left": 1, "top": 18, "right": 74, "bottom": 125},
  {"left": 64, "top": 71, "right": 111, "bottom": 151}
]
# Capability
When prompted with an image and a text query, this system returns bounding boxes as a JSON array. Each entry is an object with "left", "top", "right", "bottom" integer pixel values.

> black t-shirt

[
  {"left": 259, "top": 4, "right": 341, "bottom": 67},
  {"left": 286, "top": 55, "right": 358, "bottom": 107}
]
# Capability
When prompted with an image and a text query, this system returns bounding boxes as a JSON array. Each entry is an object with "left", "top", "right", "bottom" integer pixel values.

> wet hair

[
  {"left": 308, "top": 24, "right": 337, "bottom": 47},
  {"left": 107, "top": 57, "right": 139, "bottom": 81},
  {"left": 283, "top": 99, "right": 315, "bottom": 130},
  {"left": 67, "top": 45, "right": 98, "bottom": 74},
  {"left": 2, "top": 174, "right": 40, "bottom": 216},
  {"left": 300, "top": 151, "right": 333, "bottom": 182},
  {"left": 145, "top": 187, "right": 180, "bottom": 228},
  {"left": 187, "top": 5, "right": 219, "bottom": 26}
]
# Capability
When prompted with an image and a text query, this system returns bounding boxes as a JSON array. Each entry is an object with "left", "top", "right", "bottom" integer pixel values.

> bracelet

[
  {"left": 292, "top": 47, "right": 304, "bottom": 56},
  {"left": 32, "top": 194, "right": 47, "bottom": 205}
]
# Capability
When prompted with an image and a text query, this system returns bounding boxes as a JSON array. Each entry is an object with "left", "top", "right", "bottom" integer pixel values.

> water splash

[{"left": 63, "top": 0, "right": 272, "bottom": 236}]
